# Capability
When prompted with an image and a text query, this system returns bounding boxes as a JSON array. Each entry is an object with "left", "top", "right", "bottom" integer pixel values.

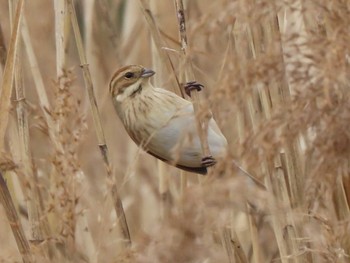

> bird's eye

[{"left": 124, "top": 72, "right": 134, "bottom": 79}]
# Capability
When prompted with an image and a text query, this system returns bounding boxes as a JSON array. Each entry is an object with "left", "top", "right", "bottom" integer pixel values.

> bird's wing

[
  {"left": 144, "top": 102, "right": 204, "bottom": 167},
  {"left": 133, "top": 87, "right": 226, "bottom": 174},
  {"left": 121, "top": 92, "right": 206, "bottom": 174}
]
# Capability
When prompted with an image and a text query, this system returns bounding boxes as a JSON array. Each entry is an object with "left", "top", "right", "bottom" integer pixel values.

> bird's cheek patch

[
  {"left": 115, "top": 87, "right": 127, "bottom": 102},
  {"left": 116, "top": 93, "right": 126, "bottom": 102}
]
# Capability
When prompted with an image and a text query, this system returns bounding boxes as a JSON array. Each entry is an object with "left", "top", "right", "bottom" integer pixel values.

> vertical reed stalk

[
  {"left": 0, "top": 171, "right": 33, "bottom": 262},
  {"left": 54, "top": 0, "right": 67, "bottom": 77},
  {"left": 0, "top": 0, "right": 23, "bottom": 152},
  {"left": 0, "top": 2, "right": 33, "bottom": 261},
  {"left": 21, "top": 15, "right": 62, "bottom": 151},
  {"left": 230, "top": 229, "right": 249, "bottom": 263},
  {"left": 13, "top": 25, "right": 48, "bottom": 261},
  {"left": 0, "top": 25, "right": 6, "bottom": 69},
  {"left": 149, "top": 0, "right": 172, "bottom": 219},
  {"left": 7, "top": 5, "right": 45, "bottom": 254},
  {"left": 66, "top": 0, "right": 131, "bottom": 246},
  {"left": 221, "top": 227, "right": 235, "bottom": 263},
  {"left": 173, "top": 0, "right": 211, "bottom": 162},
  {"left": 139, "top": 0, "right": 182, "bottom": 96}
]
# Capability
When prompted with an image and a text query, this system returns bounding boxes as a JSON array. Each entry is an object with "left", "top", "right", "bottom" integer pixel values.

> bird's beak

[{"left": 141, "top": 68, "right": 155, "bottom": 78}]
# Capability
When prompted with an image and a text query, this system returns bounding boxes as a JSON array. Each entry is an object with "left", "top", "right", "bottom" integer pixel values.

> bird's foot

[
  {"left": 201, "top": 155, "right": 216, "bottom": 167},
  {"left": 184, "top": 81, "right": 204, "bottom": 97}
]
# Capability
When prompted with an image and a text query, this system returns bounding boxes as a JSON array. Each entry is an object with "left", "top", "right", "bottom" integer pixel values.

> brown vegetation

[{"left": 0, "top": 0, "right": 350, "bottom": 262}]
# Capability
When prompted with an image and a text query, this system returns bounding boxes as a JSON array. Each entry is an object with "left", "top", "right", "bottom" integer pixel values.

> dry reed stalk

[
  {"left": 264, "top": 5, "right": 305, "bottom": 211},
  {"left": 157, "top": 161, "right": 171, "bottom": 218},
  {"left": 252, "top": 49, "right": 302, "bottom": 262},
  {"left": 0, "top": 25, "right": 6, "bottom": 69},
  {"left": 83, "top": 0, "right": 95, "bottom": 65},
  {"left": 5, "top": 0, "right": 23, "bottom": 204},
  {"left": 308, "top": 5, "right": 350, "bottom": 255},
  {"left": 240, "top": 1, "right": 310, "bottom": 262},
  {"left": 232, "top": 24, "right": 267, "bottom": 260},
  {"left": 221, "top": 227, "right": 235, "bottom": 263},
  {"left": 0, "top": 171, "right": 33, "bottom": 263},
  {"left": 7, "top": 6, "right": 46, "bottom": 257},
  {"left": 334, "top": 172, "right": 350, "bottom": 220},
  {"left": 138, "top": 0, "right": 181, "bottom": 96},
  {"left": 84, "top": 0, "right": 107, "bottom": 97},
  {"left": 172, "top": 0, "right": 202, "bottom": 194},
  {"left": 280, "top": 150, "right": 303, "bottom": 207},
  {"left": 0, "top": 0, "right": 23, "bottom": 153},
  {"left": 273, "top": 2, "right": 311, "bottom": 262},
  {"left": 149, "top": 0, "right": 172, "bottom": 219},
  {"left": 230, "top": 229, "right": 249, "bottom": 263},
  {"left": 21, "top": 14, "right": 69, "bottom": 258},
  {"left": 14, "top": 38, "right": 49, "bottom": 259},
  {"left": 7, "top": 121, "right": 27, "bottom": 199},
  {"left": 274, "top": 161, "right": 303, "bottom": 262},
  {"left": 173, "top": 2, "right": 243, "bottom": 262},
  {"left": 139, "top": 0, "right": 192, "bottom": 219},
  {"left": 7, "top": 115, "right": 52, "bottom": 260},
  {"left": 169, "top": 1, "right": 190, "bottom": 198},
  {"left": 264, "top": 173, "right": 290, "bottom": 263},
  {"left": 0, "top": 1, "right": 33, "bottom": 261},
  {"left": 173, "top": 0, "right": 212, "bottom": 164},
  {"left": 247, "top": 207, "right": 263, "bottom": 263},
  {"left": 78, "top": 2, "right": 98, "bottom": 259},
  {"left": 21, "top": 15, "right": 62, "bottom": 152},
  {"left": 51, "top": 2, "right": 75, "bottom": 257},
  {"left": 270, "top": 14, "right": 304, "bottom": 210},
  {"left": 54, "top": 0, "right": 68, "bottom": 77},
  {"left": 228, "top": 27, "right": 265, "bottom": 261},
  {"left": 75, "top": 212, "right": 97, "bottom": 262},
  {"left": 66, "top": 0, "right": 131, "bottom": 246},
  {"left": 275, "top": 0, "right": 306, "bottom": 206}
]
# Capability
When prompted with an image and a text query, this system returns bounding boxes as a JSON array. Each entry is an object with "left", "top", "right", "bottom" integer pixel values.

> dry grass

[{"left": 0, "top": 0, "right": 350, "bottom": 262}]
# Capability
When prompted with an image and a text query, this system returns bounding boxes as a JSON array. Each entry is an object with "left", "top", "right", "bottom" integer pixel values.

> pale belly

[
  {"left": 122, "top": 91, "right": 227, "bottom": 168},
  {"left": 143, "top": 114, "right": 227, "bottom": 168}
]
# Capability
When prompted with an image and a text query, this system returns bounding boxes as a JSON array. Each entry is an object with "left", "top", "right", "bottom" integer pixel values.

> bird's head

[{"left": 109, "top": 65, "right": 155, "bottom": 102}]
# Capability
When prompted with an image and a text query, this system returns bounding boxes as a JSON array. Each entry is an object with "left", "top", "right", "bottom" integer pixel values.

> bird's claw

[
  {"left": 201, "top": 155, "right": 216, "bottom": 167},
  {"left": 184, "top": 81, "right": 204, "bottom": 97}
]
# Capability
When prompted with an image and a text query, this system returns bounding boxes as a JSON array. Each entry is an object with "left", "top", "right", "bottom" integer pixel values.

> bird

[{"left": 109, "top": 65, "right": 228, "bottom": 175}]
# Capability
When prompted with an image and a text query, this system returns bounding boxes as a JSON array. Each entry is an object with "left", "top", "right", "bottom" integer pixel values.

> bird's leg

[
  {"left": 184, "top": 81, "right": 204, "bottom": 97},
  {"left": 201, "top": 155, "right": 216, "bottom": 167}
]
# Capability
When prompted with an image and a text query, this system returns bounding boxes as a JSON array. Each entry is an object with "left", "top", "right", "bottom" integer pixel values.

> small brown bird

[{"left": 109, "top": 65, "right": 227, "bottom": 174}]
